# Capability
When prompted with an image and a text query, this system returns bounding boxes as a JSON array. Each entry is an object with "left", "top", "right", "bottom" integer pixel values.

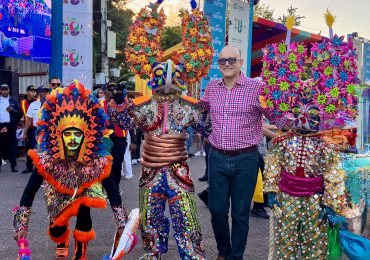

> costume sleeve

[
  {"left": 322, "top": 145, "right": 348, "bottom": 214},
  {"left": 19, "top": 169, "right": 43, "bottom": 207},
  {"left": 107, "top": 102, "right": 136, "bottom": 130},
  {"left": 263, "top": 140, "right": 283, "bottom": 193},
  {"left": 191, "top": 101, "right": 212, "bottom": 138}
]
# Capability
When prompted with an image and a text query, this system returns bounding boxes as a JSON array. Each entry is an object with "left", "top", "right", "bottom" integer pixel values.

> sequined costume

[
  {"left": 259, "top": 12, "right": 359, "bottom": 260},
  {"left": 264, "top": 133, "right": 347, "bottom": 258},
  {"left": 115, "top": 1, "right": 213, "bottom": 258},
  {"left": 12, "top": 81, "right": 130, "bottom": 260}
]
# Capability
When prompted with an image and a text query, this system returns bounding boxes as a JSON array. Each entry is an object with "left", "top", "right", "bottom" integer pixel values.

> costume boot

[
  {"left": 72, "top": 229, "right": 95, "bottom": 260},
  {"left": 48, "top": 225, "right": 70, "bottom": 258}
]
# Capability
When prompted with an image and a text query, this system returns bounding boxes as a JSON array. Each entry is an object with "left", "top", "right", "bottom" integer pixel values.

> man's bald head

[{"left": 219, "top": 45, "right": 242, "bottom": 59}]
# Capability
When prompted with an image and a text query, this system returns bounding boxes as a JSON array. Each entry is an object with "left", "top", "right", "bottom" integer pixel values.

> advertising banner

[
  {"left": 200, "top": 0, "right": 226, "bottom": 95},
  {"left": 363, "top": 42, "right": 370, "bottom": 86},
  {"left": 229, "top": 0, "right": 250, "bottom": 75},
  {"left": 62, "top": 0, "right": 93, "bottom": 88}
]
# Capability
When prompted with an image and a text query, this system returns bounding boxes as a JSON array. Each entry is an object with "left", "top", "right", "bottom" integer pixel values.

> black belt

[{"left": 212, "top": 145, "right": 257, "bottom": 156}]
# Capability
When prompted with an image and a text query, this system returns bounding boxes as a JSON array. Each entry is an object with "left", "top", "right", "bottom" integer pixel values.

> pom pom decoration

[
  {"left": 285, "top": 15, "right": 295, "bottom": 30},
  {"left": 125, "top": 1, "right": 213, "bottom": 88},
  {"left": 125, "top": 2, "right": 165, "bottom": 80},
  {"left": 17, "top": 238, "right": 31, "bottom": 260},
  {"left": 260, "top": 16, "right": 359, "bottom": 130},
  {"left": 325, "top": 9, "right": 335, "bottom": 39}
]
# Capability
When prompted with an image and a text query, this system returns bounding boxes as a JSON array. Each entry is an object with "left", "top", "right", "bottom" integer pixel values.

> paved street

[{"left": 0, "top": 155, "right": 269, "bottom": 260}]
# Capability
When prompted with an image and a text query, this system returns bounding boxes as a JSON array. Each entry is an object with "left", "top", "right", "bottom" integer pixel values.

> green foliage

[
  {"left": 253, "top": 3, "right": 305, "bottom": 26},
  {"left": 161, "top": 26, "right": 182, "bottom": 50},
  {"left": 92, "top": 0, "right": 134, "bottom": 78}
]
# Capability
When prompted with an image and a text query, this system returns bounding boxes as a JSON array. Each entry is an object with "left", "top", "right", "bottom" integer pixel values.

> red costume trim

[
  {"left": 29, "top": 149, "right": 112, "bottom": 197},
  {"left": 73, "top": 229, "right": 96, "bottom": 242},
  {"left": 51, "top": 197, "right": 106, "bottom": 227}
]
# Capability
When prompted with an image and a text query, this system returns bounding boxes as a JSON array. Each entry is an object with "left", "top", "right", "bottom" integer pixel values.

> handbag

[{"left": 339, "top": 230, "right": 370, "bottom": 260}]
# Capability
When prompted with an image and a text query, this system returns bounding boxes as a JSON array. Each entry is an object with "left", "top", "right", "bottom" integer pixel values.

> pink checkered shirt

[{"left": 202, "top": 72, "right": 287, "bottom": 150}]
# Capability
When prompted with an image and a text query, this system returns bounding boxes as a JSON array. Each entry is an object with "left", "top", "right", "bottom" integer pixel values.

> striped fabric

[{"left": 202, "top": 72, "right": 287, "bottom": 150}]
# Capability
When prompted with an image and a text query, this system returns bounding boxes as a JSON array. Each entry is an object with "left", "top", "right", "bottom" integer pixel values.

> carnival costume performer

[
  {"left": 12, "top": 81, "right": 131, "bottom": 260},
  {"left": 108, "top": 0, "right": 213, "bottom": 259},
  {"left": 259, "top": 13, "right": 359, "bottom": 259}
]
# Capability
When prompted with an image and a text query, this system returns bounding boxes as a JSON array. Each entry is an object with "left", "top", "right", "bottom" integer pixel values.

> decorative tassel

[
  {"left": 285, "top": 16, "right": 295, "bottom": 49},
  {"left": 190, "top": 0, "right": 197, "bottom": 9},
  {"left": 325, "top": 9, "right": 335, "bottom": 39}
]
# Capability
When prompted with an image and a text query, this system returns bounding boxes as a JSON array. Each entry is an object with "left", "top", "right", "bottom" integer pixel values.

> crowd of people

[{"left": 3, "top": 2, "right": 369, "bottom": 260}]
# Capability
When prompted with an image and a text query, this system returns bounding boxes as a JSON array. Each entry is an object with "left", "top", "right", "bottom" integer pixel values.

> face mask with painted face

[
  {"left": 62, "top": 128, "right": 84, "bottom": 157},
  {"left": 148, "top": 59, "right": 187, "bottom": 94}
]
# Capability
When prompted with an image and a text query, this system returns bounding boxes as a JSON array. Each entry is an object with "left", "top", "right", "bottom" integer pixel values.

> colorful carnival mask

[
  {"left": 62, "top": 127, "right": 84, "bottom": 157},
  {"left": 125, "top": 0, "right": 213, "bottom": 93},
  {"left": 36, "top": 80, "right": 110, "bottom": 163},
  {"left": 259, "top": 12, "right": 359, "bottom": 132}
]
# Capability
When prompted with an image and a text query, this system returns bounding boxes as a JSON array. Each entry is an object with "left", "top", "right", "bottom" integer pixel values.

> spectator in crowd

[
  {"left": 16, "top": 120, "right": 25, "bottom": 157},
  {"left": 49, "top": 77, "right": 62, "bottom": 90},
  {"left": 103, "top": 82, "right": 130, "bottom": 194},
  {"left": 20, "top": 85, "right": 37, "bottom": 174},
  {"left": 0, "top": 83, "right": 21, "bottom": 172},
  {"left": 201, "top": 45, "right": 289, "bottom": 260},
  {"left": 22, "top": 86, "right": 51, "bottom": 174}
]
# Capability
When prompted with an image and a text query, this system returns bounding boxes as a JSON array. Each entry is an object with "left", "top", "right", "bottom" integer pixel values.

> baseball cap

[
  {"left": 26, "top": 85, "right": 37, "bottom": 91},
  {"left": 0, "top": 83, "right": 9, "bottom": 89},
  {"left": 37, "top": 85, "right": 51, "bottom": 93}
]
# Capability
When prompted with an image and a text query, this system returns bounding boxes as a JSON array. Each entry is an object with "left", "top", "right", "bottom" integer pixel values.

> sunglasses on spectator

[
  {"left": 218, "top": 57, "right": 242, "bottom": 65},
  {"left": 51, "top": 83, "right": 61, "bottom": 87}
]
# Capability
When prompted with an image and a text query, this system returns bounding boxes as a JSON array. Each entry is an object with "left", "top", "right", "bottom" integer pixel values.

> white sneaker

[
  {"left": 125, "top": 174, "right": 133, "bottom": 179},
  {"left": 202, "top": 151, "right": 206, "bottom": 156},
  {"left": 2, "top": 159, "right": 7, "bottom": 165},
  {"left": 132, "top": 159, "right": 137, "bottom": 165},
  {"left": 194, "top": 151, "right": 201, "bottom": 156}
]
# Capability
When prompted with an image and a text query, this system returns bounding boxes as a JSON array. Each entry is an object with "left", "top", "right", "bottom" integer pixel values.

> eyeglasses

[
  {"left": 51, "top": 83, "right": 61, "bottom": 87},
  {"left": 217, "top": 57, "right": 242, "bottom": 65}
]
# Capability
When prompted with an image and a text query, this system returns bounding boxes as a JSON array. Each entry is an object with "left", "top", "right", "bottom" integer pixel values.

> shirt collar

[{"left": 218, "top": 72, "right": 247, "bottom": 88}]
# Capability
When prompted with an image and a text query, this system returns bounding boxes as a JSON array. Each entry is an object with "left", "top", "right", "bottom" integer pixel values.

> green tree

[
  {"left": 253, "top": 2, "right": 305, "bottom": 26},
  {"left": 161, "top": 26, "right": 182, "bottom": 50},
  {"left": 253, "top": 3, "right": 276, "bottom": 21},
  {"left": 92, "top": 0, "right": 134, "bottom": 79},
  {"left": 277, "top": 5, "right": 305, "bottom": 26}
]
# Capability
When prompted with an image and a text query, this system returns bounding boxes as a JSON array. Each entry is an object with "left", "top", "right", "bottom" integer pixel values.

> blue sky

[{"left": 126, "top": 0, "right": 370, "bottom": 39}]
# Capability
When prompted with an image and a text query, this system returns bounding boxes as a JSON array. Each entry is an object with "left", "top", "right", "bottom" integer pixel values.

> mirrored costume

[
  {"left": 110, "top": 1, "right": 213, "bottom": 259},
  {"left": 259, "top": 13, "right": 359, "bottom": 259}
]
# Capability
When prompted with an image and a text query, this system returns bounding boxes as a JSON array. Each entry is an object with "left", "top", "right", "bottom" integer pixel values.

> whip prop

[
  {"left": 102, "top": 208, "right": 140, "bottom": 260},
  {"left": 16, "top": 238, "right": 31, "bottom": 260}
]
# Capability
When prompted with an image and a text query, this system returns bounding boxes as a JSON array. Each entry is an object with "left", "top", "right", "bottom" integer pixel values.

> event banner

[
  {"left": 62, "top": 0, "right": 93, "bottom": 88},
  {"left": 363, "top": 42, "right": 370, "bottom": 85},
  {"left": 200, "top": 0, "right": 226, "bottom": 95},
  {"left": 229, "top": 0, "right": 250, "bottom": 75}
]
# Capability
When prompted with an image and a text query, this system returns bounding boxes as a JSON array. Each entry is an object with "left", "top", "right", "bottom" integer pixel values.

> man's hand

[
  {"left": 0, "top": 127, "right": 8, "bottom": 133},
  {"left": 14, "top": 230, "right": 28, "bottom": 241},
  {"left": 130, "top": 143, "right": 137, "bottom": 152},
  {"left": 6, "top": 106, "right": 13, "bottom": 112}
]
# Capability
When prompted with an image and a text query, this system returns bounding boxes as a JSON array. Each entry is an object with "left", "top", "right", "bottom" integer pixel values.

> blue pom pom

[
  {"left": 190, "top": 0, "right": 197, "bottom": 9},
  {"left": 157, "top": 0, "right": 164, "bottom": 4},
  {"left": 21, "top": 256, "right": 31, "bottom": 260},
  {"left": 102, "top": 255, "right": 111, "bottom": 260}
]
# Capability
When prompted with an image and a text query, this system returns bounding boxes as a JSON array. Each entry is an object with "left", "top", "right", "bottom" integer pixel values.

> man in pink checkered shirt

[{"left": 201, "top": 45, "right": 289, "bottom": 260}]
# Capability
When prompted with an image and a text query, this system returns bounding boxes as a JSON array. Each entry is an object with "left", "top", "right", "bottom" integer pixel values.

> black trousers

[
  {"left": 110, "top": 136, "right": 127, "bottom": 189},
  {"left": 0, "top": 122, "right": 17, "bottom": 169},
  {"left": 132, "top": 128, "right": 143, "bottom": 160},
  {"left": 25, "top": 127, "right": 37, "bottom": 169}
]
